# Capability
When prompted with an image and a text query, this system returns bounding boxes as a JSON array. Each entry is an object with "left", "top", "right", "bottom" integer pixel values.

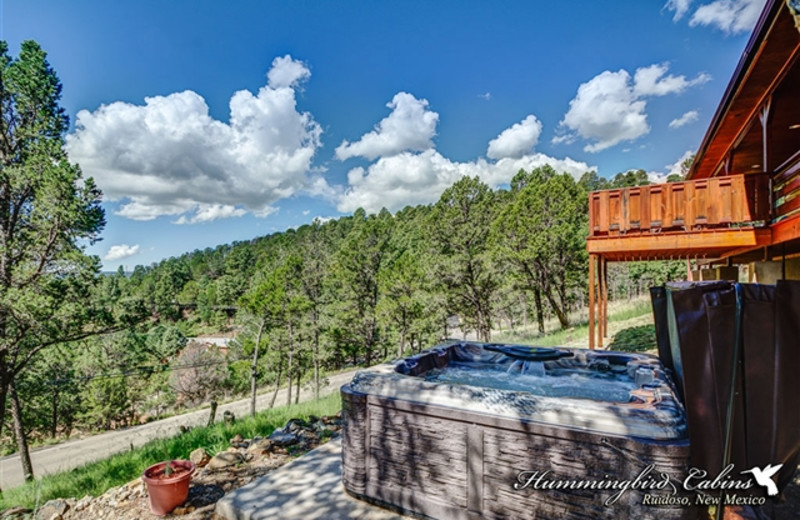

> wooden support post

[
  {"left": 759, "top": 99, "right": 771, "bottom": 173},
  {"left": 783, "top": 243, "right": 787, "bottom": 280},
  {"left": 602, "top": 257, "right": 609, "bottom": 341},
  {"left": 589, "top": 254, "right": 596, "bottom": 350},
  {"left": 598, "top": 256, "right": 605, "bottom": 348}
]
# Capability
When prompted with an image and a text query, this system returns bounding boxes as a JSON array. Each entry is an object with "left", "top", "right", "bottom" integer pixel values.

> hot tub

[{"left": 341, "top": 341, "right": 694, "bottom": 520}]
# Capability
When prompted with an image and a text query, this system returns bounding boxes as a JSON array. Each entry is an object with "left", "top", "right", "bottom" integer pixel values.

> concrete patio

[{"left": 214, "top": 438, "right": 408, "bottom": 520}]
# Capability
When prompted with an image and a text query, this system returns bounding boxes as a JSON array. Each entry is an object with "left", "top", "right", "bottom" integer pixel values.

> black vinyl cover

[
  {"left": 649, "top": 286, "right": 674, "bottom": 374},
  {"left": 666, "top": 281, "right": 744, "bottom": 476},
  {"left": 740, "top": 281, "right": 800, "bottom": 491},
  {"left": 661, "top": 281, "right": 800, "bottom": 494}
]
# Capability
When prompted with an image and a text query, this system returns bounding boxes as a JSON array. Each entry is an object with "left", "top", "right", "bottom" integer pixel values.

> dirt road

[{"left": 0, "top": 370, "right": 359, "bottom": 490}]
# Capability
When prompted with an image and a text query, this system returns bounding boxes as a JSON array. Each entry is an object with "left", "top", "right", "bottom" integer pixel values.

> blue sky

[{"left": 2, "top": 0, "right": 765, "bottom": 270}]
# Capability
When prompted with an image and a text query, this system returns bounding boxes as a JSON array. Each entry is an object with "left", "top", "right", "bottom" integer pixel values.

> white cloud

[
  {"left": 487, "top": 115, "right": 543, "bottom": 160},
  {"left": 689, "top": 0, "right": 765, "bottom": 34},
  {"left": 556, "top": 69, "right": 649, "bottom": 153},
  {"left": 664, "top": 0, "right": 693, "bottom": 20},
  {"left": 669, "top": 110, "right": 700, "bottom": 128},
  {"left": 633, "top": 64, "right": 710, "bottom": 97},
  {"left": 668, "top": 149, "right": 696, "bottom": 176},
  {"left": 337, "top": 149, "right": 595, "bottom": 214},
  {"left": 66, "top": 55, "right": 325, "bottom": 223},
  {"left": 173, "top": 204, "right": 249, "bottom": 225},
  {"left": 337, "top": 102, "right": 594, "bottom": 213},
  {"left": 334, "top": 92, "right": 439, "bottom": 161},
  {"left": 648, "top": 149, "right": 696, "bottom": 182},
  {"left": 104, "top": 244, "right": 141, "bottom": 261},
  {"left": 267, "top": 55, "right": 311, "bottom": 88},
  {"left": 479, "top": 92, "right": 492, "bottom": 101},
  {"left": 556, "top": 64, "right": 710, "bottom": 153}
]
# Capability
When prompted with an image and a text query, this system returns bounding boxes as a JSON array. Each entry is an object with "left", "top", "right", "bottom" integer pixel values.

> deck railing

[{"left": 588, "top": 174, "right": 771, "bottom": 237}]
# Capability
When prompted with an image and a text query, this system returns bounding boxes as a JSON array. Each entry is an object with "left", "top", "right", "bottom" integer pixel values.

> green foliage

[
  {"left": 330, "top": 208, "right": 393, "bottom": 363},
  {"left": 428, "top": 176, "right": 497, "bottom": 341},
  {"left": 609, "top": 169, "right": 650, "bottom": 187},
  {"left": 608, "top": 324, "right": 657, "bottom": 352},
  {"left": 0, "top": 40, "right": 147, "bottom": 444},
  {"left": 491, "top": 166, "right": 588, "bottom": 331}
]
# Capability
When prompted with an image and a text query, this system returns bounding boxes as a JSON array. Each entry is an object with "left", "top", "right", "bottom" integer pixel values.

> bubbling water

[{"left": 425, "top": 361, "right": 638, "bottom": 403}]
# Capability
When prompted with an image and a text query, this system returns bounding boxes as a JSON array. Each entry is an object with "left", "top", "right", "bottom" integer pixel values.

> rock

[
  {"left": 115, "top": 488, "right": 131, "bottom": 502},
  {"left": 207, "top": 451, "right": 244, "bottom": 470},
  {"left": 229, "top": 433, "right": 249, "bottom": 449},
  {"left": 246, "top": 438, "right": 272, "bottom": 456},
  {"left": 36, "top": 499, "right": 69, "bottom": 520},
  {"left": 190, "top": 447, "right": 210, "bottom": 467},
  {"left": 171, "top": 505, "right": 195, "bottom": 515},
  {"left": 1, "top": 506, "right": 33, "bottom": 519},
  {"left": 73, "top": 496, "right": 92, "bottom": 512},
  {"left": 268, "top": 429, "right": 298, "bottom": 447},
  {"left": 285, "top": 418, "right": 308, "bottom": 433}
]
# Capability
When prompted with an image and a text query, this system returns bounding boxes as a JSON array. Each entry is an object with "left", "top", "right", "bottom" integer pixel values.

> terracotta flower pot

[{"left": 142, "top": 460, "right": 195, "bottom": 516}]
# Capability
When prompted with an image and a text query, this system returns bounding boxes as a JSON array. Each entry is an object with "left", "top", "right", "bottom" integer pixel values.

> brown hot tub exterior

[{"left": 341, "top": 342, "right": 695, "bottom": 520}]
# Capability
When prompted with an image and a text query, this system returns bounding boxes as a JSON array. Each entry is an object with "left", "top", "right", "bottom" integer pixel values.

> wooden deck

[{"left": 587, "top": 174, "right": 771, "bottom": 261}]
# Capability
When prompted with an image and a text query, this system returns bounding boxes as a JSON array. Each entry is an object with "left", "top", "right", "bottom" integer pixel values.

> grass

[
  {"left": 0, "top": 392, "right": 342, "bottom": 511},
  {"left": 607, "top": 324, "right": 657, "bottom": 352},
  {"left": 493, "top": 296, "right": 654, "bottom": 348}
]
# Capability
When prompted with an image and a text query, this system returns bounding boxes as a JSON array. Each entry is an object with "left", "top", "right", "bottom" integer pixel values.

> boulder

[
  {"left": 246, "top": 438, "right": 272, "bottom": 456},
  {"left": 190, "top": 447, "right": 210, "bottom": 467},
  {"left": 229, "top": 433, "right": 248, "bottom": 449},
  {"left": 1, "top": 506, "right": 33, "bottom": 519},
  {"left": 36, "top": 499, "right": 69, "bottom": 520},
  {"left": 285, "top": 418, "right": 308, "bottom": 433},
  {"left": 207, "top": 451, "right": 244, "bottom": 470},
  {"left": 268, "top": 429, "right": 298, "bottom": 447}
]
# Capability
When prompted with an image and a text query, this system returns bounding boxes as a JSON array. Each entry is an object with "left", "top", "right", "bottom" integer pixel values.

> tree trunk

[
  {"left": 268, "top": 358, "right": 283, "bottom": 409},
  {"left": 250, "top": 320, "right": 265, "bottom": 418},
  {"left": 10, "top": 384, "right": 33, "bottom": 482},
  {"left": 207, "top": 400, "right": 218, "bottom": 427},
  {"left": 532, "top": 287, "right": 545, "bottom": 334},
  {"left": 544, "top": 285, "right": 570, "bottom": 329},
  {"left": 51, "top": 383, "right": 58, "bottom": 438},
  {"left": 313, "top": 311, "right": 320, "bottom": 400},
  {"left": 286, "top": 322, "right": 294, "bottom": 407},
  {"left": 295, "top": 372, "right": 300, "bottom": 405}
]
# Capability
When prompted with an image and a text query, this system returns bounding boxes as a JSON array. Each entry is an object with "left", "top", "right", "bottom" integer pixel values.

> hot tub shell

[{"left": 341, "top": 341, "right": 694, "bottom": 520}]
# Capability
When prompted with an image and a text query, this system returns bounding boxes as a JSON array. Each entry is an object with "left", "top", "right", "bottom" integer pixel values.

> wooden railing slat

[{"left": 588, "top": 173, "right": 769, "bottom": 237}]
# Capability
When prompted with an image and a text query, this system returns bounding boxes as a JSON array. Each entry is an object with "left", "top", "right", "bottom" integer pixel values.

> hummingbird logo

[{"left": 740, "top": 464, "right": 784, "bottom": 496}]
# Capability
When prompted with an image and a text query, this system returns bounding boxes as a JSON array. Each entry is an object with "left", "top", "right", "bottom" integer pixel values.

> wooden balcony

[{"left": 587, "top": 174, "right": 772, "bottom": 261}]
